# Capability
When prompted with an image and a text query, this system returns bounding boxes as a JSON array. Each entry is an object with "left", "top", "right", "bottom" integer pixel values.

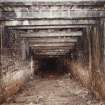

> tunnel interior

[
  {"left": 2, "top": 26, "right": 90, "bottom": 79},
  {"left": 0, "top": 1, "right": 105, "bottom": 103},
  {"left": 30, "top": 28, "right": 89, "bottom": 78},
  {"left": 39, "top": 57, "right": 59, "bottom": 72},
  {"left": 34, "top": 56, "right": 69, "bottom": 78}
]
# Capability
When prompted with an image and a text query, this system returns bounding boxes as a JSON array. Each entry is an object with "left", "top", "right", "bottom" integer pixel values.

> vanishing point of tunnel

[{"left": 0, "top": 0, "right": 105, "bottom": 105}]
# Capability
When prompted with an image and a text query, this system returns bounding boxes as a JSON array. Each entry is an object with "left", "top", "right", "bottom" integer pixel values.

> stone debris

[{"left": 2, "top": 77, "right": 105, "bottom": 105}]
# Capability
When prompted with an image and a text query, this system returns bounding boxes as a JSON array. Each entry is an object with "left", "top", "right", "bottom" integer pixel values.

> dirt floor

[{"left": 2, "top": 74, "right": 105, "bottom": 105}]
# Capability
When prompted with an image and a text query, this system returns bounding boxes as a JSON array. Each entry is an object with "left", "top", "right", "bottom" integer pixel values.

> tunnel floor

[{"left": 2, "top": 76, "right": 105, "bottom": 105}]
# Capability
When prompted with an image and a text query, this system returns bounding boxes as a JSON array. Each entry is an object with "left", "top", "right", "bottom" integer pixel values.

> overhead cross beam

[
  {"left": 8, "top": 25, "right": 87, "bottom": 30},
  {"left": 20, "top": 31, "right": 82, "bottom": 38},
  {"left": 28, "top": 38, "right": 78, "bottom": 43},
  {"left": 5, "top": 19, "right": 96, "bottom": 26},
  {"left": 0, "top": 0, "right": 105, "bottom": 2},
  {"left": 0, "top": 1, "right": 105, "bottom": 11},
  {"left": 29, "top": 41, "right": 77, "bottom": 45},
  {"left": 33, "top": 48, "right": 72, "bottom": 52},
  {"left": 0, "top": 0, "right": 105, "bottom": 4},
  {"left": 30, "top": 43, "right": 75, "bottom": 47},
  {"left": 1, "top": 10, "right": 105, "bottom": 20},
  {"left": 33, "top": 51, "right": 70, "bottom": 56},
  {"left": 33, "top": 49, "right": 70, "bottom": 53},
  {"left": 25, "top": 37, "right": 78, "bottom": 40},
  {"left": 31, "top": 46, "right": 74, "bottom": 50}
]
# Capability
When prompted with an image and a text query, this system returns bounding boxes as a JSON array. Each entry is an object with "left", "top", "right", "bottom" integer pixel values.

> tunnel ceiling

[{"left": 0, "top": 0, "right": 105, "bottom": 56}]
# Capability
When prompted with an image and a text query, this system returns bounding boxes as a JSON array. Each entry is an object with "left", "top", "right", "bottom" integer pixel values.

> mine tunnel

[
  {"left": 29, "top": 28, "right": 88, "bottom": 78},
  {"left": 34, "top": 56, "right": 70, "bottom": 78},
  {"left": 28, "top": 28, "right": 89, "bottom": 78},
  {"left": 0, "top": 0, "right": 105, "bottom": 104},
  {"left": 38, "top": 57, "right": 61, "bottom": 75}
]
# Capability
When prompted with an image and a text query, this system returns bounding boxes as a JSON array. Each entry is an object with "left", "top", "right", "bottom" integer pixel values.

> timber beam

[
  {"left": 29, "top": 42, "right": 77, "bottom": 45},
  {"left": 30, "top": 43, "right": 75, "bottom": 47},
  {"left": 31, "top": 46, "right": 73, "bottom": 50},
  {"left": 20, "top": 31, "right": 82, "bottom": 38},
  {"left": 33, "top": 51, "right": 70, "bottom": 56},
  {"left": 4, "top": 19, "right": 96, "bottom": 26},
  {"left": 28, "top": 38, "right": 78, "bottom": 43},
  {"left": 33, "top": 49, "right": 71, "bottom": 52},
  {"left": 33, "top": 49, "right": 70, "bottom": 53},
  {"left": 8, "top": 25, "right": 88, "bottom": 30},
  {"left": 24, "top": 37, "right": 78, "bottom": 40},
  {"left": 1, "top": 10, "right": 105, "bottom": 20},
  {"left": 0, "top": 0, "right": 105, "bottom": 5}
]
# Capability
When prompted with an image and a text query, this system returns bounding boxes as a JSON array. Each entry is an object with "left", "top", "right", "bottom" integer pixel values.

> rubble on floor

[{"left": 2, "top": 74, "right": 105, "bottom": 105}]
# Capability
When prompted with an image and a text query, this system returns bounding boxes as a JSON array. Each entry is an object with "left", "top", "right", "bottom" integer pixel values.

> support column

[
  {"left": 30, "top": 55, "right": 34, "bottom": 78},
  {"left": 86, "top": 27, "right": 92, "bottom": 72},
  {"left": 91, "top": 21, "right": 104, "bottom": 73},
  {"left": 21, "top": 39, "right": 26, "bottom": 60},
  {"left": 26, "top": 40, "right": 29, "bottom": 59},
  {"left": 0, "top": 22, "right": 5, "bottom": 104},
  {"left": 91, "top": 20, "right": 105, "bottom": 98},
  {"left": 104, "top": 21, "right": 105, "bottom": 69},
  {"left": 0, "top": 24, "right": 2, "bottom": 79},
  {"left": 0, "top": 22, "right": 5, "bottom": 80}
]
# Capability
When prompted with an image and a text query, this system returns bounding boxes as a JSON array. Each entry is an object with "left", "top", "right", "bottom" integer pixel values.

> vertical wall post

[
  {"left": 30, "top": 55, "right": 34, "bottom": 78},
  {"left": 21, "top": 39, "right": 26, "bottom": 60},
  {"left": 102, "top": 20, "right": 105, "bottom": 71},
  {"left": 0, "top": 22, "right": 5, "bottom": 103},
  {"left": 91, "top": 20, "right": 104, "bottom": 73},
  {"left": 0, "top": 24, "right": 2, "bottom": 79},
  {"left": 104, "top": 23, "right": 105, "bottom": 70},
  {"left": 90, "top": 19, "right": 104, "bottom": 98},
  {"left": 0, "top": 22, "right": 4, "bottom": 81},
  {"left": 86, "top": 27, "right": 92, "bottom": 72}
]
